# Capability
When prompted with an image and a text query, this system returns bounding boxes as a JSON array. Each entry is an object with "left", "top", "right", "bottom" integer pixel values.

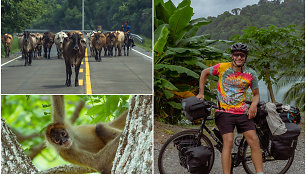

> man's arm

[
  {"left": 248, "top": 88, "right": 260, "bottom": 119},
  {"left": 196, "top": 68, "right": 211, "bottom": 99}
]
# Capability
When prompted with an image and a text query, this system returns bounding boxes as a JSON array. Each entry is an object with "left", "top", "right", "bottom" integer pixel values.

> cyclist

[
  {"left": 196, "top": 43, "right": 264, "bottom": 174},
  {"left": 121, "top": 21, "right": 135, "bottom": 47},
  {"left": 97, "top": 25, "right": 103, "bottom": 33}
]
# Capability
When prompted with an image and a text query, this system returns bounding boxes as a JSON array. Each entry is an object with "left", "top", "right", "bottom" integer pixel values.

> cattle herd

[{"left": 1, "top": 30, "right": 134, "bottom": 87}]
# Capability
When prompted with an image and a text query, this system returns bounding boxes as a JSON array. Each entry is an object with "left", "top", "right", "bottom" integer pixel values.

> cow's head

[
  {"left": 71, "top": 33, "right": 81, "bottom": 51},
  {"left": 23, "top": 31, "right": 30, "bottom": 44}
]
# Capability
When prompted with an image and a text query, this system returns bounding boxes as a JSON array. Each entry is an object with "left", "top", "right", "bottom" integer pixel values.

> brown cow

[
  {"left": 1, "top": 34, "right": 13, "bottom": 58},
  {"left": 92, "top": 32, "right": 106, "bottom": 62},
  {"left": 105, "top": 32, "right": 116, "bottom": 57},
  {"left": 35, "top": 33, "right": 43, "bottom": 58},
  {"left": 63, "top": 32, "right": 86, "bottom": 87},
  {"left": 42, "top": 32, "right": 55, "bottom": 59},
  {"left": 22, "top": 31, "right": 36, "bottom": 66}
]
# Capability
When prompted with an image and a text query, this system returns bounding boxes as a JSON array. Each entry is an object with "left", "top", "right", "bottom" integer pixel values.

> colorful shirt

[{"left": 210, "top": 62, "right": 259, "bottom": 114}]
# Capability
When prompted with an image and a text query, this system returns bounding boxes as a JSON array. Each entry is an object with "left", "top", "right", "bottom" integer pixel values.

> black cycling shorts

[{"left": 215, "top": 112, "right": 256, "bottom": 135}]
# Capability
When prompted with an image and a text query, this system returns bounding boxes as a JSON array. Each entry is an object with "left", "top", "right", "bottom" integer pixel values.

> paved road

[{"left": 1, "top": 44, "right": 152, "bottom": 94}]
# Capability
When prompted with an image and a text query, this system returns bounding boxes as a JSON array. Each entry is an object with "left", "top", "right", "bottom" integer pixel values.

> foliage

[
  {"left": 1, "top": 0, "right": 45, "bottom": 34},
  {"left": 1, "top": 95, "right": 130, "bottom": 170},
  {"left": 232, "top": 25, "right": 304, "bottom": 107},
  {"left": 30, "top": 0, "right": 152, "bottom": 38},
  {"left": 276, "top": 68, "right": 305, "bottom": 111},
  {"left": 198, "top": 0, "right": 305, "bottom": 40},
  {"left": 154, "top": 0, "right": 229, "bottom": 124}
]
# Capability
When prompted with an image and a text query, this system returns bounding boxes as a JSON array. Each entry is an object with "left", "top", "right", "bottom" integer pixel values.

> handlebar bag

[
  {"left": 185, "top": 145, "right": 212, "bottom": 174},
  {"left": 182, "top": 96, "right": 209, "bottom": 122}
]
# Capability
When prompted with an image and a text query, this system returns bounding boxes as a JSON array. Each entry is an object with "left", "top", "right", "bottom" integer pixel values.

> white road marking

[
  {"left": 1, "top": 56, "right": 22, "bottom": 67},
  {"left": 132, "top": 48, "right": 152, "bottom": 60}
]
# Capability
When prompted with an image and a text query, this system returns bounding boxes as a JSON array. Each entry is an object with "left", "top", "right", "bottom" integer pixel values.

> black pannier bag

[
  {"left": 182, "top": 96, "right": 210, "bottom": 122},
  {"left": 253, "top": 102, "right": 268, "bottom": 126},
  {"left": 173, "top": 134, "right": 199, "bottom": 168},
  {"left": 270, "top": 123, "right": 300, "bottom": 160},
  {"left": 185, "top": 146, "right": 212, "bottom": 174}
]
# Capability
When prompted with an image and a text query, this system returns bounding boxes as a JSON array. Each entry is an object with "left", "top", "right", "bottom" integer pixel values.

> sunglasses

[{"left": 233, "top": 53, "right": 246, "bottom": 58}]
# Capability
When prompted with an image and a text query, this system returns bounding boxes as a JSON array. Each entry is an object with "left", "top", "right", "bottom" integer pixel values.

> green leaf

[
  {"left": 189, "top": 17, "right": 211, "bottom": 28},
  {"left": 169, "top": 6, "right": 193, "bottom": 44},
  {"left": 154, "top": 25, "right": 169, "bottom": 54},
  {"left": 168, "top": 101, "right": 182, "bottom": 109},
  {"left": 164, "top": 89, "right": 174, "bottom": 99},
  {"left": 160, "top": 78, "right": 178, "bottom": 90},
  {"left": 177, "top": 0, "right": 191, "bottom": 9},
  {"left": 164, "top": 0, "right": 176, "bottom": 15},
  {"left": 155, "top": 64, "right": 199, "bottom": 78}
]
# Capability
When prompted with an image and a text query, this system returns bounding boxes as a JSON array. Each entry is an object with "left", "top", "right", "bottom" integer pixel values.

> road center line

[
  {"left": 131, "top": 48, "right": 152, "bottom": 60},
  {"left": 1, "top": 56, "right": 22, "bottom": 67},
  {"left": 85, "top": 48, "right": 92, "bottom": 94}
]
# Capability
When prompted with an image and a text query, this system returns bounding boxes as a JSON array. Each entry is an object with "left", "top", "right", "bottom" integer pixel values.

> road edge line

[
  {"left": 85, "top": 48, "right": 92, "bottom": 94},
  {"left": 131, "top": 48, "right": 152, "bottom": 60},
  {"left": 1, "top": 56, "right": 22, "bottom": 67}
]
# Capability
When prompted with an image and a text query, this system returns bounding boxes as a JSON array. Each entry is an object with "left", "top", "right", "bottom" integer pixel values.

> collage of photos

[{"left": 1, "top": 0, "right": 304, "bottom": 174}]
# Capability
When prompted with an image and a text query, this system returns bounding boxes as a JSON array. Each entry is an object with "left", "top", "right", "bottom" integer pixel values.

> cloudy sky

[{"left": 171, "top": 0, "right": 260, "bottom": 18}]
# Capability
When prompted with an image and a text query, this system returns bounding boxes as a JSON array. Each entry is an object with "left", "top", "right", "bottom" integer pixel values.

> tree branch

[
  {"left": 38, "top": 165, "right": 96, "bottom": 174},
  {"left": 28, "top": 143, "right": 46, "bottom": 160},
  {"left": 11, "top": 128, "right": 41, "bottom": 143},
  {"left": 70, "top": 100, "right": 85, "bottom": 124}
]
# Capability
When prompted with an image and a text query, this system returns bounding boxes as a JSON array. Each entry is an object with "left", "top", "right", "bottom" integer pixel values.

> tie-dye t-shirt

[{"left": 210, "top": 62, "right": 259, "bottom": 114}]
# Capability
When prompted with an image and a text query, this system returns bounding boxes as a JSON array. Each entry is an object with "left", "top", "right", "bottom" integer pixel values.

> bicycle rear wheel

[
  {"left": 242, "top": 141, "right": 294, "bottom": 174},
  {"left": 158, "top": 129, "right": 215, "bottom": 174}
]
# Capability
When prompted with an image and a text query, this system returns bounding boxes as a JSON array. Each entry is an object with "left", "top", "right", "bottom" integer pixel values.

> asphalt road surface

[{"left": 1, "top": 44, "right": 152, "bottom": 94}]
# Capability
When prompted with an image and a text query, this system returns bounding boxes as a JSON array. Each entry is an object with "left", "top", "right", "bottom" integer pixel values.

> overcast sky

[{"left": 171, "top": 0, "right": 260, "bottom": 18}]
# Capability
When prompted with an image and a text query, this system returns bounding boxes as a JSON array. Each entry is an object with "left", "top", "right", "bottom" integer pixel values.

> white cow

[{"left": 54, "top": 31, "right": 68, "bottom": 59}]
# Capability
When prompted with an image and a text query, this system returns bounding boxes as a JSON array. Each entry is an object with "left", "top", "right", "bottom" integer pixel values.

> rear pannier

[{"left": 270, "top": 123, "right": 300, "bottom": 160}]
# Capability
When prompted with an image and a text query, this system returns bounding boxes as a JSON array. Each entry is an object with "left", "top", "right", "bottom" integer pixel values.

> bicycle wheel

[
  {"left": 158, "top": 129, "right": 215, "bottom": 174},
  {"left": 242, "top": 141, "right": 294, "bottom": 174}
]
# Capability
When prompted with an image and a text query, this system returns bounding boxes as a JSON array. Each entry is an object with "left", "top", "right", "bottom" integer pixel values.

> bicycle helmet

[{"left": 231, "top": 43, "right": 249, "bottom": 55}]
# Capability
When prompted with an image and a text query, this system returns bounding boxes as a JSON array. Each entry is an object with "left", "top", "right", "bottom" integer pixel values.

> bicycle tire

[
  {"left": 242, "top": 141, "right": 295, "bottom": 174},
  {"left": 158, "top": 129, "right": 215, "bottom": 174}
]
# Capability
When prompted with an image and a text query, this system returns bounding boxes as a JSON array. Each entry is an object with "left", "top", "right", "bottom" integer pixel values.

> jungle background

[{"left": 1, "top": 95, "right": 130, "bottom": 172}]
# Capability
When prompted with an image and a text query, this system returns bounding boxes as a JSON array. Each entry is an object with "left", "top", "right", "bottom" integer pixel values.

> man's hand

[
  {"left": 196, "top": 94, "right": 204, "bottom": 100},
  {"left": 247, "top": 104, "right": 257, "bottom": 119}
]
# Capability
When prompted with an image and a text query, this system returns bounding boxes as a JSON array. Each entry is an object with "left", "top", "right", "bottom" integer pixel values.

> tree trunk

[
  {"left": 265, "top": 64, "right": 276, "bottom": 103},
  {"left": 112, "top": 95, "right": 153, "bottom": 174},
  {"left": 1, "top": 117, "right": 38, "bottom": 174}
]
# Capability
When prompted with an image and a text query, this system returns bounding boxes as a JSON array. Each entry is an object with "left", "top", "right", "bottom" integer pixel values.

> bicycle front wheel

[
  {"left": 158, "top": 129, "right": 215, "bottom": 174},
  {"left": 242, "top": 141, "right": 294, "bottom": 174}
]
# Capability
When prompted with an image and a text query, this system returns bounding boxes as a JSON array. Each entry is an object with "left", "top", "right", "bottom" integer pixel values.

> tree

[
  {"left": 1, "top": 95, "right": 152, "bottom": 173},
  {"left": 232, "top": 25, "right": 304, "bottom": 104},
  {"left": 112, "top": 95, "right": 153, "bottom": 173}
]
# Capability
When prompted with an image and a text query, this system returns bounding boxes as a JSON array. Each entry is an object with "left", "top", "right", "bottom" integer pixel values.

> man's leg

[
  {"left": 243, "top": 130, "right": 263, "bottom": 173},
  {"left": 221, "top": 132, "right": 234, "bottom": 174}
]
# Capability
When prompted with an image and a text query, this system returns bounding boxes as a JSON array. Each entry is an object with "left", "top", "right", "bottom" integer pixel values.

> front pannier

[
  {"left": 270, "top": 123, "right": 300, "bottom": 160},
  {"left": 185, "top": 146, "right": 212, "bottom": 174},
  {"left": 182, "top": 97, "right": 210, "bottom": 122}
]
